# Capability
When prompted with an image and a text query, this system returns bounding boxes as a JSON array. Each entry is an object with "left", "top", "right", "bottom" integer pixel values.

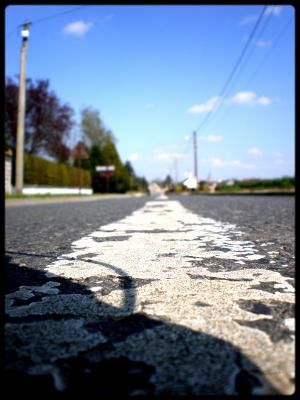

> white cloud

[
  {"left": 239, "top": 7, "right": 282, "bottom": 28},
  {"left": 239, "top": 15, "right": 258, "bottom": 25},
  {"left": 199, "top": 135, "right": 223, "bottom": 143},
  {"left": 153, "top": 152, "right": 170, "bottom": 161},
  {"left": 63, "top": 20, "right": 94, "bottom": 37},
  {"left": 257, "top": 96, "right": 272, "bottom": 106},
  {"left": 229, "top": 160, "right": 256, "bottom": 169},
  {"left": 248, "top": 147, "right": 263, "bottom": 156},
  {"left": 231, "top": 91, "right": 256, "bottom": 104},
  {"left": 265, "top": 6, "right": 283, "bottom": 16},
  {"left": 210, "top": 158, "right": 226, "bottom": 167},
  {"left": 152, "top": 148, "right": 186, "bottom": 161},
  {"left": 255, "top": 39, "right": 272, "bottom": 47},
  {"left": 187, "top": 96, "right": 220, "bottom": 113},
  {"left": 128, "top": 153, "right": 139, "bottom": 162},
  {"left": 187, "top": 92, "right": 272, "bottom": 116},
  {"left": 230, "top": 91, "right": 272, "bottom": 106},
  {"left": 208, "top": 158, "right": 255, "bottom": 169}
]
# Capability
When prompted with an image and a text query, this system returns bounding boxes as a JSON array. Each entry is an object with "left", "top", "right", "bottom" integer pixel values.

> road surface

[{"left": 5, "top": 194, "right": 295, "bottom": 396}]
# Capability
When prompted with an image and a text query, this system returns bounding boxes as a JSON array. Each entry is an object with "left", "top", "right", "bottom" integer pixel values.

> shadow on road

[{"left": 4, "top": 254, "right": 278, "bottom": 397}]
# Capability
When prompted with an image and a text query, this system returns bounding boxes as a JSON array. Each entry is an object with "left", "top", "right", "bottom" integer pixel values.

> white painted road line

[{"left": 5, "top": 198, "right": 295, "bottom": 395}]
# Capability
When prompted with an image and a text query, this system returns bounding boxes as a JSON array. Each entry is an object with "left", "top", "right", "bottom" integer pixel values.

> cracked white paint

[
  {"left": 284, "top": 318, "right": 295, "bottom": 332},
  {"left": 44, "top": 200, "right": 273, "bottom": 282},
  {"left": 5, "top": 198, "right": 295, "bottom": 395}
]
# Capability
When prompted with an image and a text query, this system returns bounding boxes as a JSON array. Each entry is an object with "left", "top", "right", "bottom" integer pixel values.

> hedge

[
  {"left": 216, "top": 177, "right": 295, "bottom": 192},
  {"left": 24, "top": 153, "right": 91, "bottom": 187}
]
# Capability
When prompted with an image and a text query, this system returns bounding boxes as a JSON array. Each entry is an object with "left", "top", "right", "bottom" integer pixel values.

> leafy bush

[
  {"left": 216, "top": 177, "right": 294, "bottom": 192},
  {"left": 24, "top": 153, "right": 91, "bottom": 187}
]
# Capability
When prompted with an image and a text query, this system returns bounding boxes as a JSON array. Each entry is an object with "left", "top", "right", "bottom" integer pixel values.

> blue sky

[{"left": 5, "top": 4, "right": 295, "bottom": 182}]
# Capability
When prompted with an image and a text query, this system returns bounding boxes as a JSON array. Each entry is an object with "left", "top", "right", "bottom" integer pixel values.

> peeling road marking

[{"left": 5, "top": 198, "right": 295, "bottom": 395}]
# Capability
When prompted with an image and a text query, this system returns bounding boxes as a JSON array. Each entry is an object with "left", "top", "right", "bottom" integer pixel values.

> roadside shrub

[
  {"left": 24, "top": 153, "right": 91, "bottom": 187},
  {"left": 216, "top": 177, "right": 294, "bottom": 192}
]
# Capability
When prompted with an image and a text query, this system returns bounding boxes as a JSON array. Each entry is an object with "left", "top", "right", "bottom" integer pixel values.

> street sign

[
  {"left": 95, "top": 165, "right": 115, "bottom": 193},
  {"left": 99, "top": 171, "right": 115, "bottom": 178},
  {"left": 95, "top": 165, "right": 115, "bottom": 172}
]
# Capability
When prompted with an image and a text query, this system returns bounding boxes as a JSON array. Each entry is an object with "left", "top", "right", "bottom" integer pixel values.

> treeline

[
  {"left": 5, "top": 76, "right": 148, "bottom": 193},
  {"left": 216, "top": 177, "right": 295, "bottom": 192},
  {"left": 161, "top": 175, "right": 295, "bottom": 193},
  {"left": 75, "top": 108, "right": 148, "bottom": 193}
]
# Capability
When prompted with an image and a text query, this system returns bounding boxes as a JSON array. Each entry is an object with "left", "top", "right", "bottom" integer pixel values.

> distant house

[
  {"left": 148, "top": 182, "right": 166, "bottom": 196},
  {"left": 207, "top": 182, "right": 217, "bottom": 193},
  {"left": 224, "top": 179, "right": 235, "bottom": 186},
  {"left": 183, "top": 176, "right": 198, "bottom": 190}
]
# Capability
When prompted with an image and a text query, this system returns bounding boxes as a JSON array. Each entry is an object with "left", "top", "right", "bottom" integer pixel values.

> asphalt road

[
  {"left": 5, "top": 197, "right": 148, "bottom": 278},
  {"left": 4, "top": 194, "right": 295, "bottom": 397},
  {"left": 178, "top": 194, "right": 295, "bottom": 282}
]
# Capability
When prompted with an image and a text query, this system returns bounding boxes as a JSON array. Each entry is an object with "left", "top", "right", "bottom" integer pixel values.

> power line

[
  {"left": 218, "top": 9, "right": 273, "bottom": 102},
  {"left": 195, "top": 5, "right": 268, "bottom": 134},
  {"left": 28, "top": 5, "right": 87, "bottom": 26},
  {"left": 199, "top": 11, "right": 273, "bottom": 132},
  {"left": 245, "top": 14, "right": 294, "bottom": 87},
  {"left": 204, "top": 14, "right": 294, "bottom": 132},
  {"left": 6, "top": 6, "right": 88, "bottom": 38},
  {"left": 195, "top": 5, "right": 267, "bottom": 133}
]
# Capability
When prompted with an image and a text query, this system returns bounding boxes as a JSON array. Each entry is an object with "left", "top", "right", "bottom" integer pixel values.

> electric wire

[
  {"left": 194, "top": 5, "right": 267, "bottom": 134},
  {"left": 205, "top": 13, "right": 294, "bottom": 132},
  {"left": 6, "top": 6, "right": 88, "bottom": 38},
  {"left": 245, "top": 14, "right": 294, "bottom": 88},
  {"left": 6, "top": 5, "right": 293, "bottom": 183},
  {"left": 27, "top": 5, "right": 87, "bottom": 26},
  {"left": 217, "top": 9, "right": 273, "bottom": 106}
]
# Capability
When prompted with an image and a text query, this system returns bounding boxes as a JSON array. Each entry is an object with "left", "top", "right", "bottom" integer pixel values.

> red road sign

[{"left": 99, "top": 171, "right": 115, "bottom": 178}]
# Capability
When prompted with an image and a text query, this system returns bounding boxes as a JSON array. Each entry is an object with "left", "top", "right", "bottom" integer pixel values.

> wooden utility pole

[
  {"left": 71, "top": 141, "right": 89, "bottom": 195},
  {"left": 193, "top": 131, "right": 198, "bottom": 182},
  {"left": 174, "top": 157, "right": 178, "bottom": 184},
  {"left": 15, "top": 22, "right": 30, "bottom": 194}
]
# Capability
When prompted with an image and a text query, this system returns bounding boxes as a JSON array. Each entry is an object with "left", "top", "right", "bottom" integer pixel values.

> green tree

[
  {"left": 163, "top": 174, "right": 173, "bottom": 187},
  {"left": 80, "top": 107, "right": 149, "bottom": 193},
  {"left": 80, "top": 107, "right": 116, "bottom": 149},
  {"left": 88, "top": 145, "right": 105, "bottom": 193},
  {"left": 100, "top": 141, "right": 129, "bottom": 193},
  {"left": 135, "top": 176, "right": 149, "bottom": 193},
  {"left": 124, "top": 160, "right": 137, "bottom": 190},
  {"left": 124, "top": 160, "right": 135, "bottom": 177}
]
